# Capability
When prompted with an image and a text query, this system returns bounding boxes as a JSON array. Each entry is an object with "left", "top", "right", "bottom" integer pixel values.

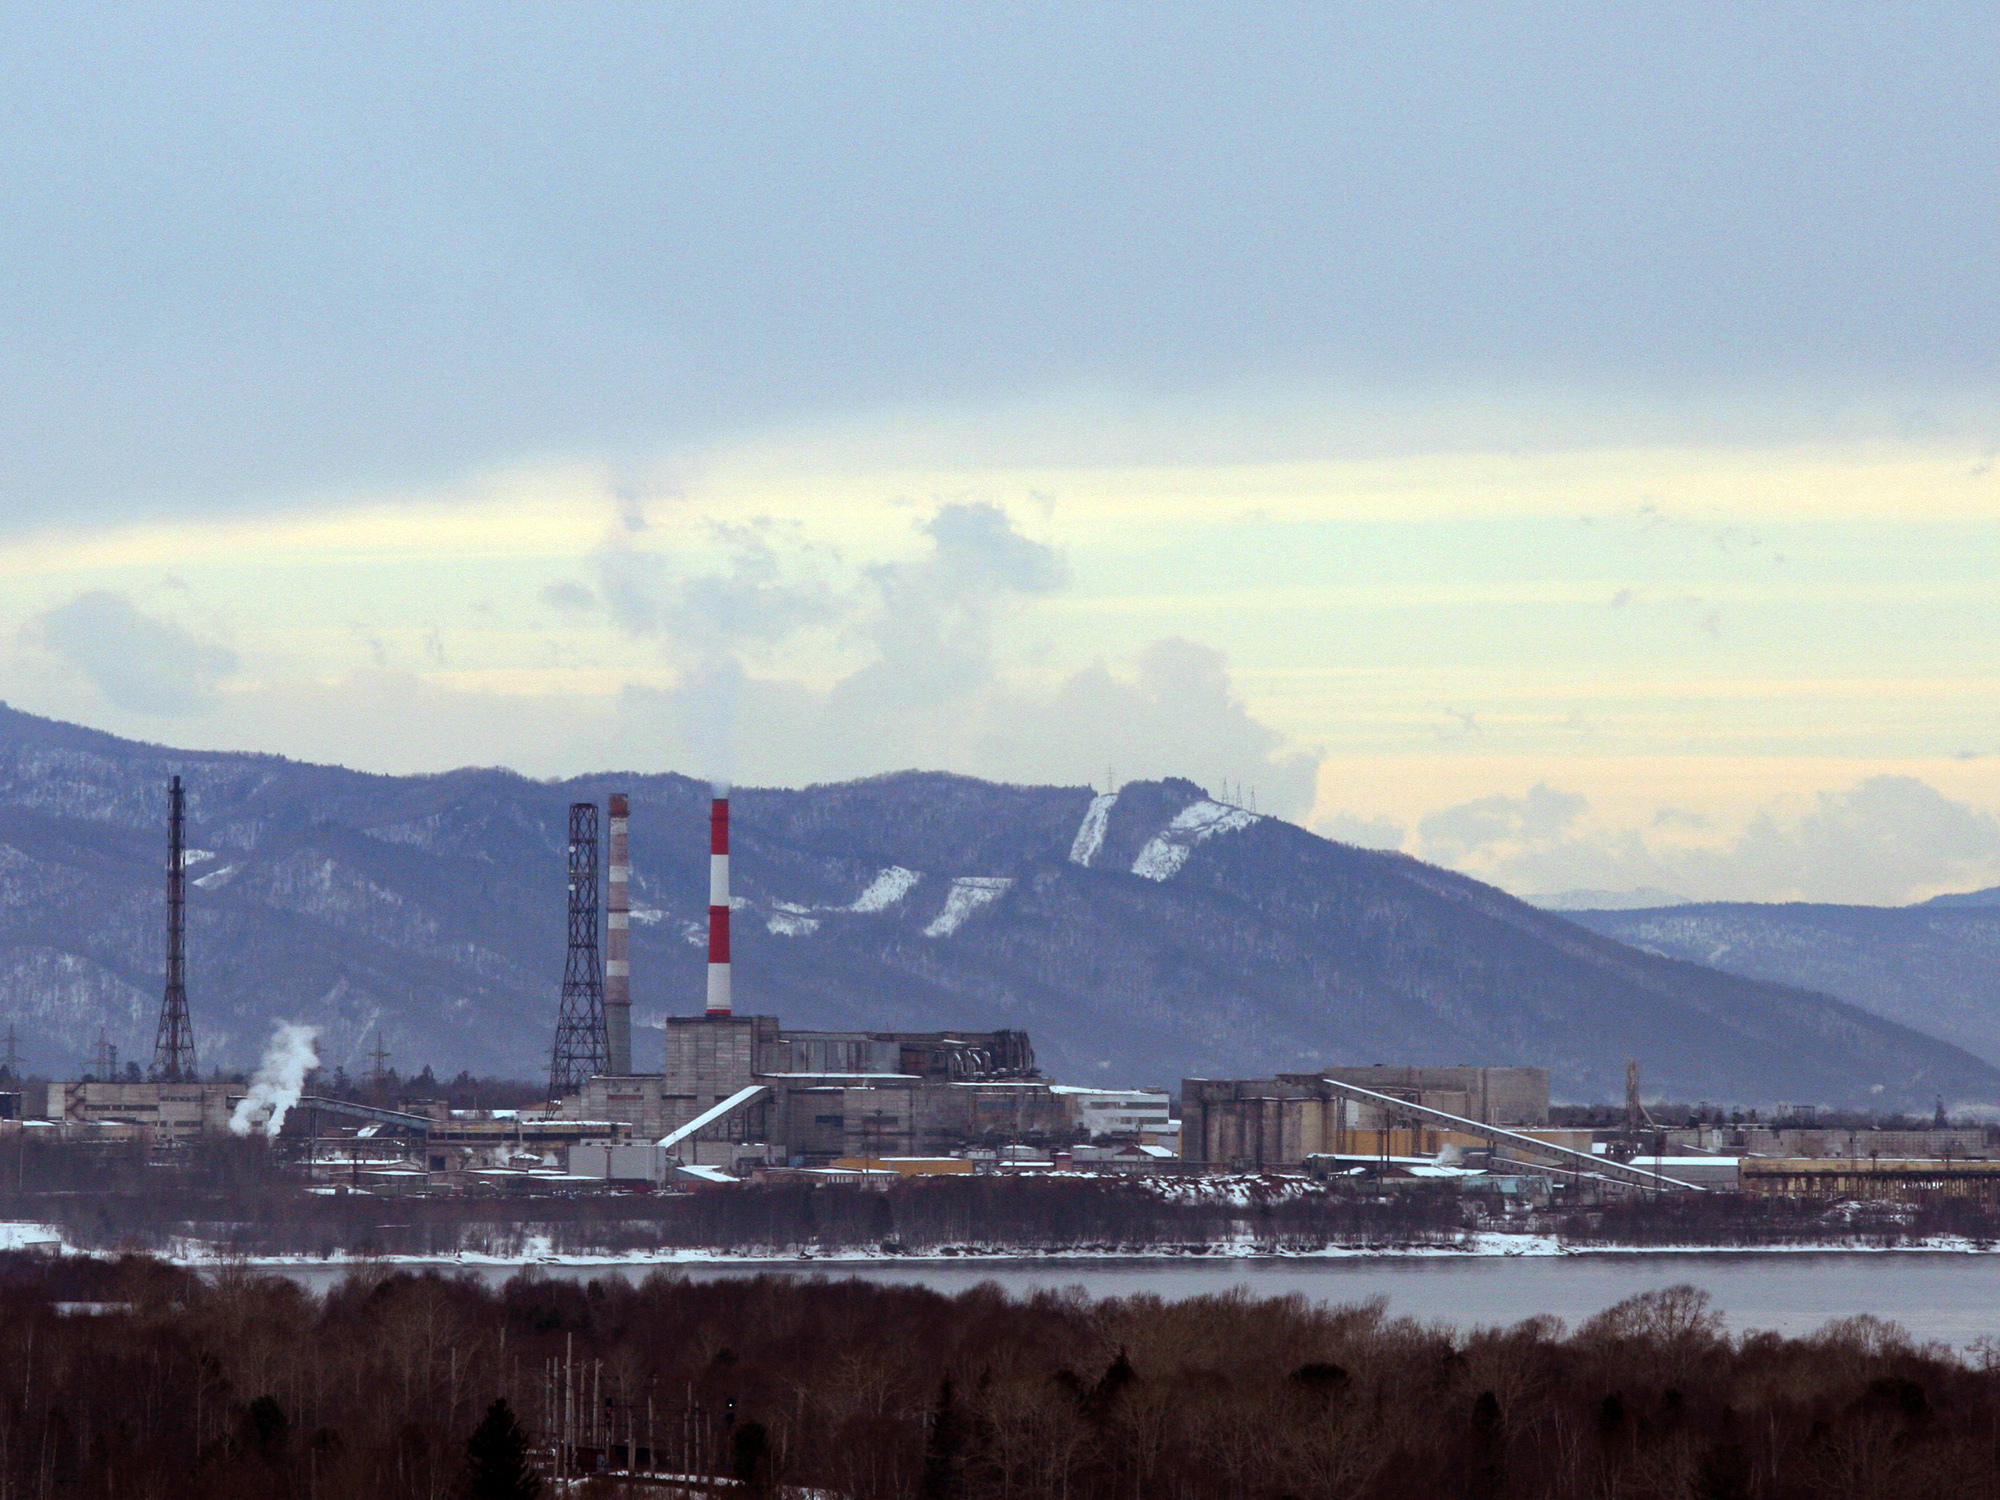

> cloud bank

[
  {"left": 601, "top": 500, "right": 1321, "bottom": 815},
  {"left": 24, "top": 592, "right": 237, "bottom": 717},
  {"left": 1390, "top": 775, "right": 2000, "bottom": 906}
]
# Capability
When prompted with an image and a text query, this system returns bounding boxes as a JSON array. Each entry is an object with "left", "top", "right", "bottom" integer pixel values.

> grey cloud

[
  {"left": 601, "top": 523, "right": 833, "bottom": 649},
  {"left": 1652, "top": 807, "right": 1709, "bottom": 830},
  {"left": 5, "top": 6, "right": 2000, "bottom": 527},
  {"left": 600, "top": 503, "right": 1320, "bottom": 814},
  {"left": 912, "top": 502, "right": 1067, "bottom": 597},
  {"left": 1418, "top": 775, "right": 2000, "bottom": 906},
  {"left": 1721, "top": 777, "right": 2000, "bottom": 904},
  {"left": 539, "top": 581, "right": 596, "bottom": 612},
  {"left": 25, "top": 592, "right": 237, "bottom": 716},
  {"left": 1417, "top": 785, "right": 1588, "bottom": 863}
]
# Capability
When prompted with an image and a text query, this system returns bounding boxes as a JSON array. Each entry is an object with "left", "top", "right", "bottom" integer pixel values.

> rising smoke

[{"left": 228, "top": 1021, "right": 320, "bottom": 1140}]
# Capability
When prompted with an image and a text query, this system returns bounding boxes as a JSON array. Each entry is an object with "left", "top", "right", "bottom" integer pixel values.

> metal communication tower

[
  {"left": 548, "top": 802, "right": 609, "bottom": 1100},
  {"left": 152, "top": 775, "right": 199, "bottom": 1081}
]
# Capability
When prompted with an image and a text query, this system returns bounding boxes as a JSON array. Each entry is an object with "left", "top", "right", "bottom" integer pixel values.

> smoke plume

[{"left": 229, "top": 1021, "right": 320, "bottom": 1140}]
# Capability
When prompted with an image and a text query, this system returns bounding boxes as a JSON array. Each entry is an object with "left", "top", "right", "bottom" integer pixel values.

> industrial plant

[{"left": 12, "top": 776, "right": 2000, "bottom": 1210}]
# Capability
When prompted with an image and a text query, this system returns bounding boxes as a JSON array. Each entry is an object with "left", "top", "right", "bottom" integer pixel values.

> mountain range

[
  {"left": 1567, "top": 894, "right": 2000, "bottom": 1070},
  {"left": 0, "top": 703, "right": 1992, "bottom": 1109}
]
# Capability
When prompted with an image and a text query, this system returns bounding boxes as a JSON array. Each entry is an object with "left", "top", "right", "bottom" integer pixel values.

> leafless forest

[{"left": 4, "top": 1250, "right": 2000, "bottom": 1499}]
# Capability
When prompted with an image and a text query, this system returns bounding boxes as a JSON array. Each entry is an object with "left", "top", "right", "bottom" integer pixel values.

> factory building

[
  {"left": 1182, "top": 1066, "right": 1550, "bottom": 1168},
  {"left": 40, "top": 1080, "right": 243, "bottom": 1145},
  {"left": 549, "top": 787, "right": 1066, "bottom": 1167},
  {"left": 563, "top": 1015, "right": 1057, "bottom": 1165}
]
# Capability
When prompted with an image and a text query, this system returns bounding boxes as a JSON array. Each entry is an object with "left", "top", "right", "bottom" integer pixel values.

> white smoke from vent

[{"left": 229, "top": 1022, "right": 320, "bottom": 1140}]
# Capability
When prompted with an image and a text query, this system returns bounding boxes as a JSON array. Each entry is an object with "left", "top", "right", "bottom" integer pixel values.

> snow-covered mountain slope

[{"left": 0, "top": 704, "right": 1991, "bottom": 1107}]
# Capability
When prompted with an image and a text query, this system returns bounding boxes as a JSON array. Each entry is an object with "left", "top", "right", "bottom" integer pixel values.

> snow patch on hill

[
  {"left": 1068, "top": 792, "right": 1119, "bottom": 867},
  {"left": 924, "top": 877, "right": 1014, "bottom": 937},
  {"left": 849, "top": 866, "right": 921, "bottom": 912},
  {"left": 766, "top": 902, "right": 821, "bottom": 937},
  {"left": 1132, "top": 800, "right": 1258, "bottom": 881}
]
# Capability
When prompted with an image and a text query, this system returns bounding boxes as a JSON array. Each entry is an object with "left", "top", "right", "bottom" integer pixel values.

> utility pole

[{"left": 367, "top": 1032, "right": 392, "bottom": 1102}]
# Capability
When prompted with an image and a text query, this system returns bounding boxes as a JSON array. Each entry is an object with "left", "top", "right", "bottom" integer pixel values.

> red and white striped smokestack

[
  {"left": 706, "top": 787, "right": 732, "bottom": 1016},
  {"left": 605, "top": 792, "right": 632, "bottom": 1072}
]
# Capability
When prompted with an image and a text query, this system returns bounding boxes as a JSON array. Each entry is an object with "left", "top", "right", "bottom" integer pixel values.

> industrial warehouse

[{"left": 11, "top": 777, "right": 2000, "bottom": 1210}]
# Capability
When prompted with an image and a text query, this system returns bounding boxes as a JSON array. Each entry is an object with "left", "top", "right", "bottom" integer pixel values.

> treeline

[
  {"left": 4, "top": 1252, "right": 1999, "bottom": 1498},
  {"left": 8, "top": 1139, "right": 2000, "bottom": 1257},
  {"left": 0, "top": 1141, "right": 1466, "bottom": 1257},
  {"left": 1562, "top": 1192, "right": 2000, "bottom": 1249}
]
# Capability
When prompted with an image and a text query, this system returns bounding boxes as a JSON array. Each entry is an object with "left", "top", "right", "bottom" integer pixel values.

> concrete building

[
  {"left": 1181, "top": 1067, "right": 1549, "bottom": 1169},
  {"left": 42, "top": 1080, "right": 243, "bottom": 1145},
  {"left": 562, "top": 1016, "right": 1063, "bottom": 1166},
  {"left": 1674, "top": 1125, "right": 1997, "bottom": 1160}
]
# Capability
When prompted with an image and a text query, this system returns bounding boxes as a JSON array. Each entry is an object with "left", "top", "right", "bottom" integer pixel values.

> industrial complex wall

[{"left": 1181, "top": 1066, "right": 1550, "bottom": 1168}]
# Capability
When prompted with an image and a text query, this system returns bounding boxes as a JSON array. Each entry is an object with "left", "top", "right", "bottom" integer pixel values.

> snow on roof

[
  {"left": 1398, "top": 1164, "right": 1488, "bottom": 1178},
  {"left": 675, "top": 1164, "right": 742, "bottom": 1185}
]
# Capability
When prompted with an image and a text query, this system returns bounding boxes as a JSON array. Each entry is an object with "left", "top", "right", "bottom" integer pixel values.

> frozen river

[{"left": 261, "top": 1252, "right": 2000, "bottom": 1350}]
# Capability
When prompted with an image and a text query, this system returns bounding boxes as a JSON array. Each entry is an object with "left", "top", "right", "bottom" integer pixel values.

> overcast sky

[{"left": 5, "top": 3, "right": 2000, "bottom": 903}]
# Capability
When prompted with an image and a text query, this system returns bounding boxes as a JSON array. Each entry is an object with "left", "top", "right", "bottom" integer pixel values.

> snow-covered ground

[{"left": 118, "top": 1230, "right": 2000, "bottom": 1271}]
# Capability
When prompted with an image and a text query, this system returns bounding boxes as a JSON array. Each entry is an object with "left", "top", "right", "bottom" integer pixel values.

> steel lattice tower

[
  {"left": 152, "top": 775, "right": 198, "bottom": 1081},
  {"left": 548, "top": 801, "right": 609, "bottom": 1099}
]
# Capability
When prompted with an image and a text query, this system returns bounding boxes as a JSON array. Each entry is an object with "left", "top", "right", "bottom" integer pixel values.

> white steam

[{"left": 229, "top": 1021, "right": 320, "bottom": 1140}]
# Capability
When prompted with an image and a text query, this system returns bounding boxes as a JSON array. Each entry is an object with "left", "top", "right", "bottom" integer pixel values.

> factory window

[{"left": 813, "top": 1114, "right": 844, "bottom": 1127}]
